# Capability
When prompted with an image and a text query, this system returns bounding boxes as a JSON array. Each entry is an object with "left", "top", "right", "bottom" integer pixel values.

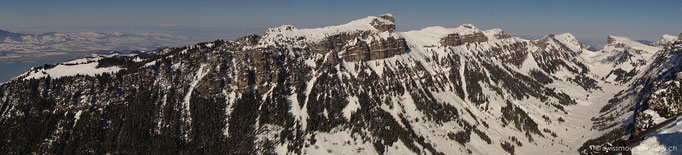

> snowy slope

[
  {"left": 632, "top": 115, "right": 682, "bottom": 155},
  {"left": 583, "top": 36, "right": 661, "bottom": 85},
  {"left": 581, "top": 33, "right": 682, "bottom": 154},
  {"left": 17, "top": 54, "right": 128, "bottom": 80},
  {"left": 22, "top": 62, "right": 121, "bottom": 80},
  {"left": 655, "top": 34, "right": 681, "bottom": 46}
]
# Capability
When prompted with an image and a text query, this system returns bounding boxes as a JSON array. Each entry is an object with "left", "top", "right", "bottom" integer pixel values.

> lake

[{"left": 0, "top": 62, "right": 47, "bottom": 82}]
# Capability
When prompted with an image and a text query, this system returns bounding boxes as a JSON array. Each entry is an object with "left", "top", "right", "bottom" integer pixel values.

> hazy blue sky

[{"left": 1, "top": 0, "right": 681, "bottom": 46}]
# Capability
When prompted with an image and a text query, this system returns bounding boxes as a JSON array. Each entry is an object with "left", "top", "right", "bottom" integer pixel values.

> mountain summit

[{"left": 1, "top": 14, "right": 682, "bottom": 155}]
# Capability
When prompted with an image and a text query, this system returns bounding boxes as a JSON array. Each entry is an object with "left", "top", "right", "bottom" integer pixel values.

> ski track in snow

[{"left": 182, "top": 64, "right": 209, "bottom": 140}]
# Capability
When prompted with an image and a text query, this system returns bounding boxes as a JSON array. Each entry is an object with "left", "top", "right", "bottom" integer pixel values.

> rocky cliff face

[
  {"left": 440, "top": 32, "right": 489, "bottom": 47},
  {"left": 1, "top": 14, "right": 681, "bottom": 155}
]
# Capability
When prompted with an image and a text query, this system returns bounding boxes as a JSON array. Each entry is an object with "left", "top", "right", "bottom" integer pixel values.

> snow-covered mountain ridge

[{"left": 1, "top": 14, "right": 681, "bottom": 155}]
